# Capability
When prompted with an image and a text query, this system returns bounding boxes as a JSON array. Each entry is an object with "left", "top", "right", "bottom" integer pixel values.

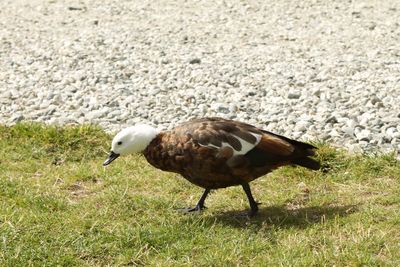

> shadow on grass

[{"left": 201, "top": 204, "right": 358, "bottom": 229}]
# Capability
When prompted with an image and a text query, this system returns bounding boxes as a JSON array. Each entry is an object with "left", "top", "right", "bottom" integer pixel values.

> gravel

[{"left": 1, "top": 0, "right": 399, "bottom": 157}]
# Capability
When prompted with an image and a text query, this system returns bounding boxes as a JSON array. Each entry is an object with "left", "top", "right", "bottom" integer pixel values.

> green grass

[{"left": 0, "top": 123, "right": 399, "bottom": 266}]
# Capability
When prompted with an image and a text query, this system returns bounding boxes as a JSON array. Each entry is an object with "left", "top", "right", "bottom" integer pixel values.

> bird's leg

[
  {"left": 180, "top": 188, "right": 211, "bottom": 213},
  {"left": 195, "top": 188, "right": 210, "bottom": 210},
  {"left": 241, "top": 183, "right": 260, "bottom": 216}
]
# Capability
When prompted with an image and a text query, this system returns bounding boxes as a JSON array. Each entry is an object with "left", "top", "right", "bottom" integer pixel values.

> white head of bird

[{"left": 103, "top": 124, "right": 158, "bottom": 166}]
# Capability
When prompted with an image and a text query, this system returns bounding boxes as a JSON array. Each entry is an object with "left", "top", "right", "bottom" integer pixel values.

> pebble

[
  {"left": 211, "top": 103, "right": 230, "bottom": 114},
  {"left": 355, "top": 129, "right": 372, "bottom": 142},
  {"left": 0, "top": 0, "right": 399, "bottom": 157},
  {"left": 86, "top": 110, "right": 106, "bottom": 121},
  {"left": 287, "top": 91, "right": 301, "bottom": 99},
  {"left": 9, "top": 114, "right": 24, "bottom": 123},
  {"left": 189, "top": 58, "right": 201, "bottom": 64}
]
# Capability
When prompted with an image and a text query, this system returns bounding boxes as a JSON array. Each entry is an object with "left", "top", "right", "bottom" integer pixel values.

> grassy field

[{"left": 0, "top": 123, "right": 399, "bottom": 266}]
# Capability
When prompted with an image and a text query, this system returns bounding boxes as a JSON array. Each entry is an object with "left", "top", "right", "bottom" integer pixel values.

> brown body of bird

[{"left": 104, "top": 117, "right": 320, "bottom": 216}]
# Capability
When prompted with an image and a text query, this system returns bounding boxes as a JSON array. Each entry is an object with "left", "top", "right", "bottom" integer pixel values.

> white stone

[{"left": 355, "top": 129, "right": 372, "bottom": 141}]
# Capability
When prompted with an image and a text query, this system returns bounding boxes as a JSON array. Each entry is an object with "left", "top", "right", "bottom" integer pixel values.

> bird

[{"left": 103, "top": 117, "right": 320, "bottom": 216}]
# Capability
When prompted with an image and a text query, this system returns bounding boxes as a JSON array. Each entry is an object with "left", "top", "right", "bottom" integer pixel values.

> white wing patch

[
  {"left": 199, "top": 133, "right": 262, "bottom": 156},
  {"left": 233, "top": 133, "right": 262, "bottom": 155}
]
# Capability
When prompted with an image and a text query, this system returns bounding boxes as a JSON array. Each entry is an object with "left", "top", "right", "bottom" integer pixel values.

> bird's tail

[
  {"left": 289, "top": 140, "right": 321, "bottom": 170},
  {"left": 292, "top": 156, "right": 321, "bottom": 170},
  {"left": 260, "top": 130, "right": 321, "bottom": 171}
]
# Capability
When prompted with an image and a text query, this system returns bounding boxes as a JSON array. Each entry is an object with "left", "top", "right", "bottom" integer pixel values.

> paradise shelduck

[{"left": 103, "top": 117, "right": 320, "bottom": 216}]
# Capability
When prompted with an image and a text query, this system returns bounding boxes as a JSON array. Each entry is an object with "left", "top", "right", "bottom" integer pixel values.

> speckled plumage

[{"left": 143, "top": 117, "right": 320, "bottom": 189}]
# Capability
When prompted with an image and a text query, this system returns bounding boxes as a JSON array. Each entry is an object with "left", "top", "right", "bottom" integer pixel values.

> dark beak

[{"left": 103, "top": 151, "right": 120, "bottom": 166}]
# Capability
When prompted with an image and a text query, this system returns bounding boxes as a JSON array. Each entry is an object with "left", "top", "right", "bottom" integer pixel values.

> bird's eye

[{"left": 117, "top": 141, "right": 122, "bottom": 145}]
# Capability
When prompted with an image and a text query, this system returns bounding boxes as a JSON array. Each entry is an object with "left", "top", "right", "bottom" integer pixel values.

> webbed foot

[{"left": 178, "top": 204, "right": 206, "bottom": 213}]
